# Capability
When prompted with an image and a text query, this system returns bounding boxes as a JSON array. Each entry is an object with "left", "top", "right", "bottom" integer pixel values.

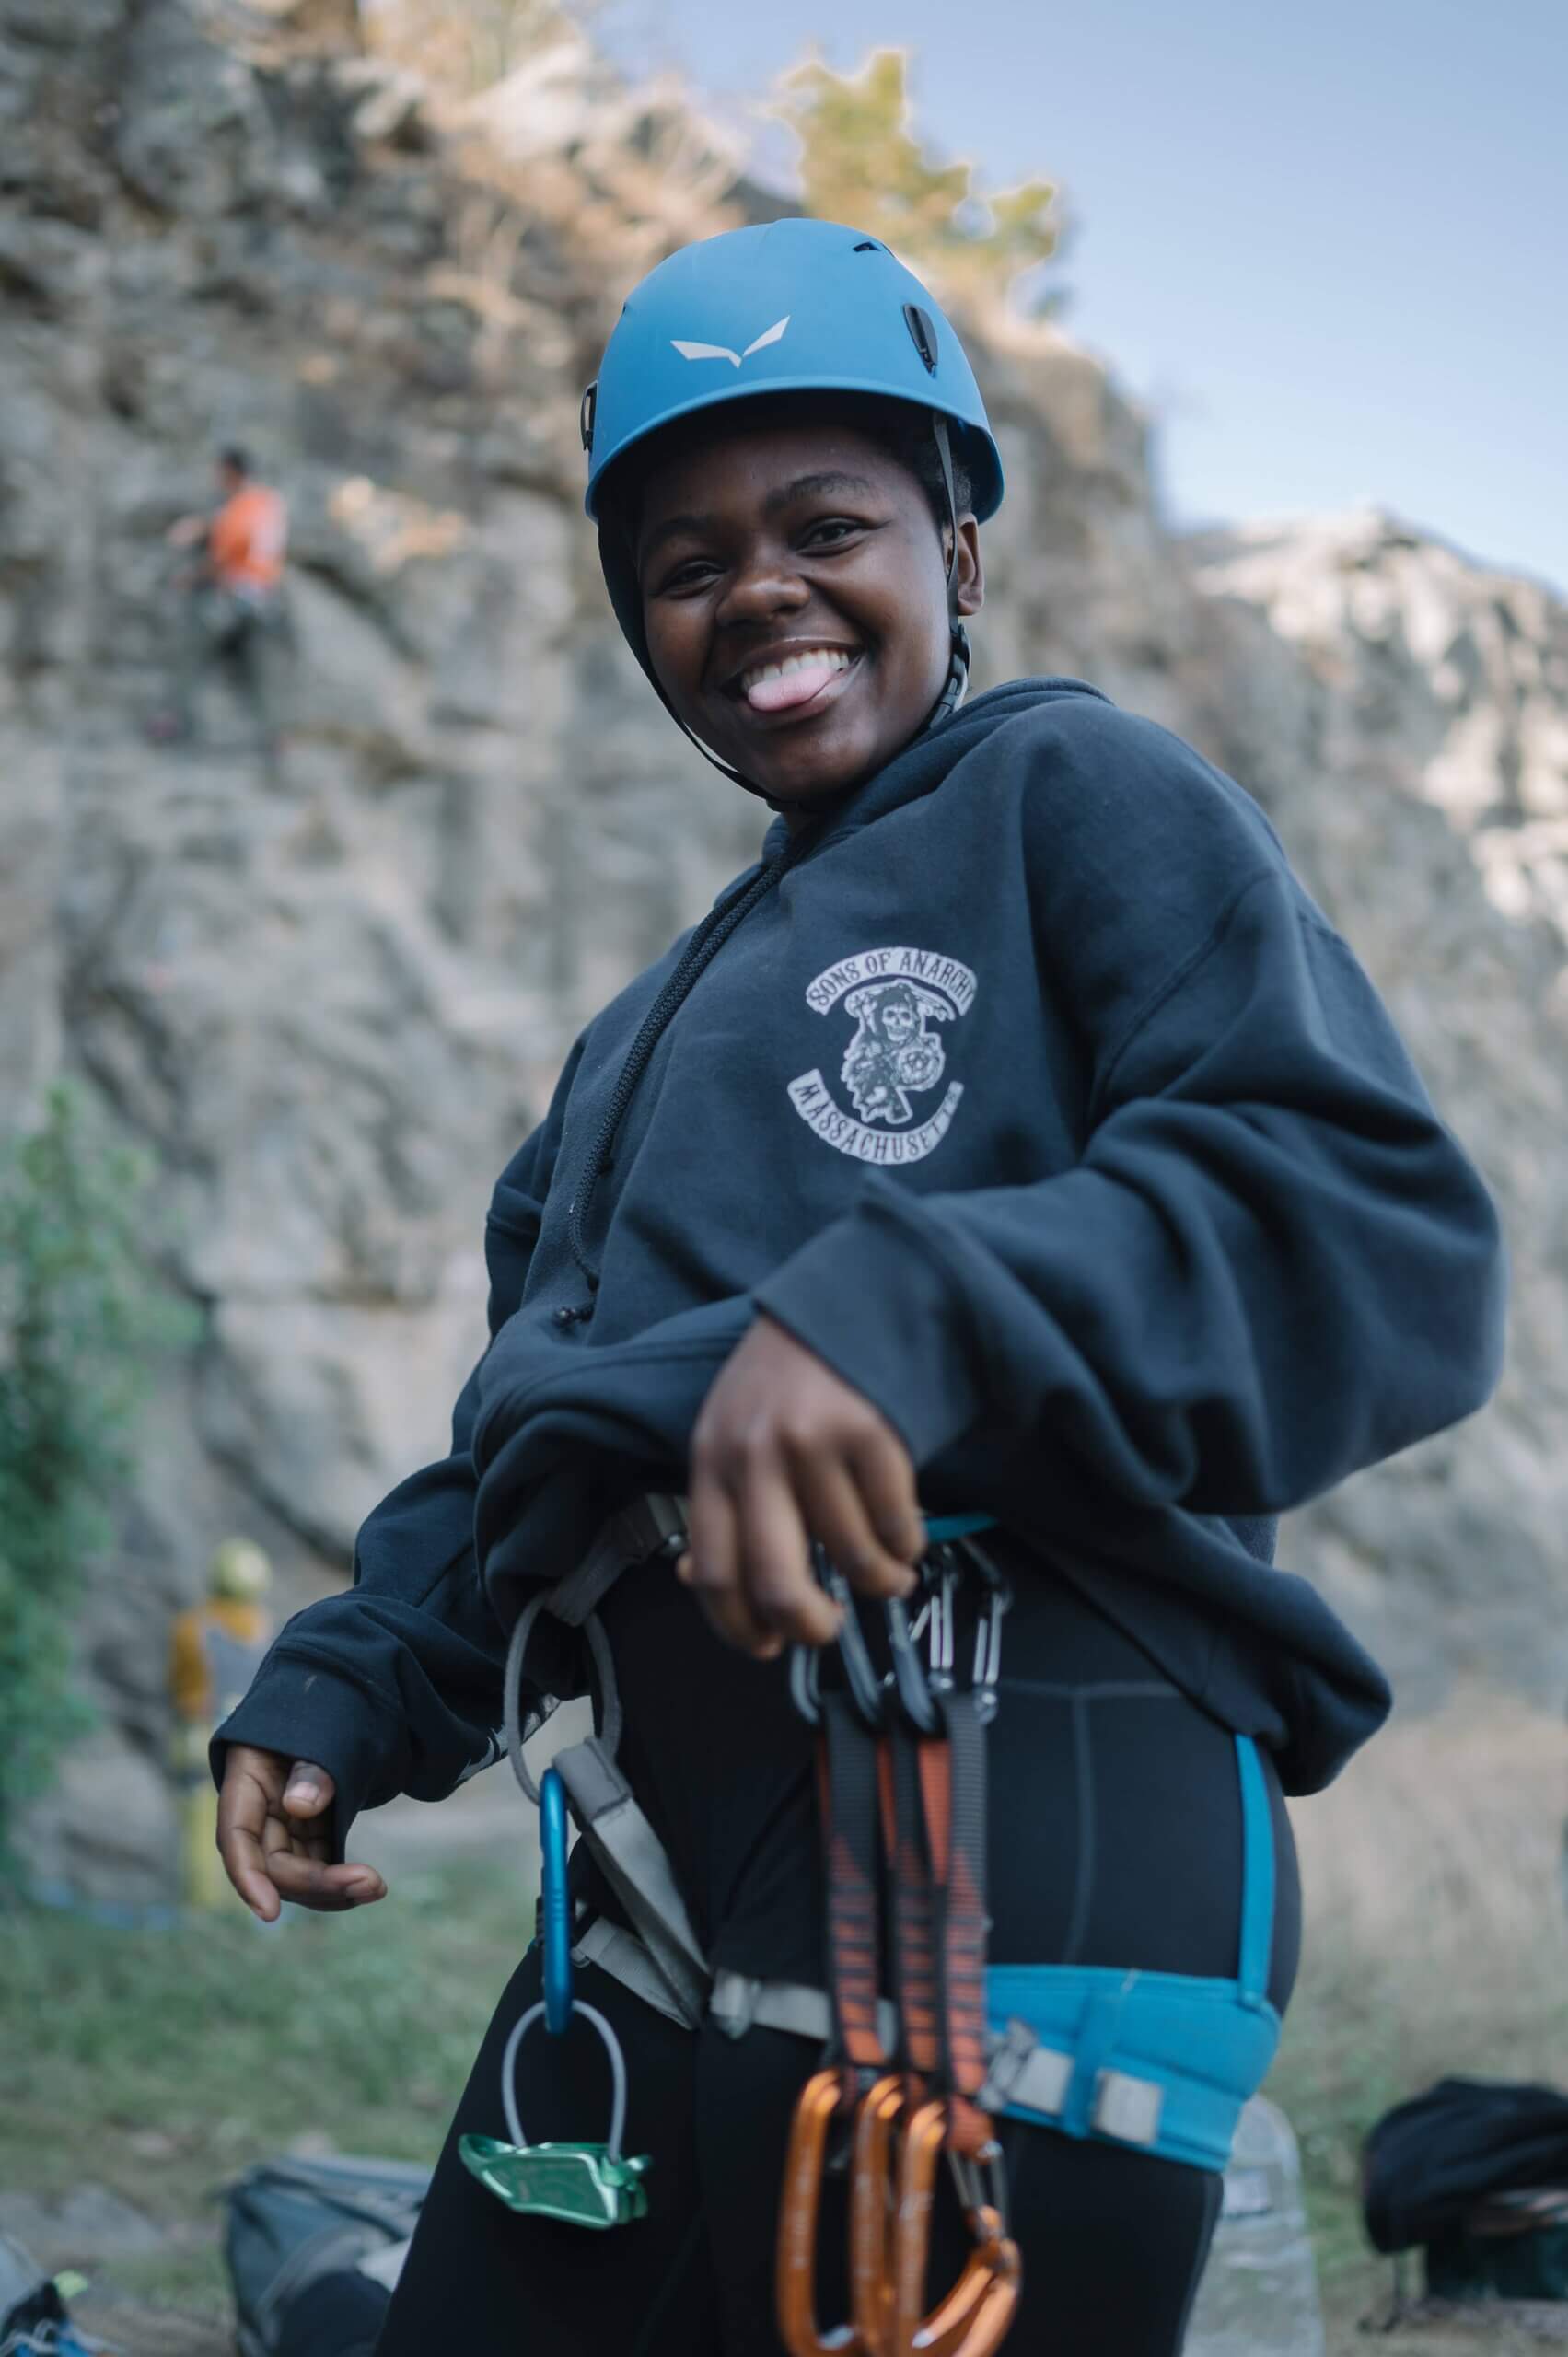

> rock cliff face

[{"left": 5, "top": 0, "right": 1564, "bottom": 1895}]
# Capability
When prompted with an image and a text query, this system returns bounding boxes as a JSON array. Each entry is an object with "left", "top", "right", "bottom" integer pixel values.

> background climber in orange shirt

[{"left": 146, "top": 447, "right": 289, "bottom": 772}]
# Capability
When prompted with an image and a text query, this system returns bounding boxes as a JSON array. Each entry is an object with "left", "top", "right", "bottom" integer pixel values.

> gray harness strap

[
  {"left": 572, "top": 1915, "right": 705, "bottom": 2032},
  {"left": 710, "top": 1968, "right": 900, "bottom": 2055},
  {"left": 504, "top": 1492, "right": 713, "bottom": 2031},
  {"left": 552, "top": 1734, "right": 712, "bottom": 2031},
  {"left": 545, "top": 1492, "right": 688, "bottom": 1628}
]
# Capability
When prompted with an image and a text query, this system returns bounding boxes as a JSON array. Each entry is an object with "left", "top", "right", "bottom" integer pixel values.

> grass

[
  {"left": 1269, "top": 1696, "right": 1568, "bottom": 2352},
  {"left": 5, "top": 1696, "right": 1568, "bottom": 2351},
  {"left": 1, "top": 1852, "right": 530, "bottom": 2323}
]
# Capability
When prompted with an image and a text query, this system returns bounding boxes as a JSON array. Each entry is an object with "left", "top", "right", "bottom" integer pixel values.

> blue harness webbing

[{"left": 981, "top": 1732, "right": 1281, "bottom": 2173}]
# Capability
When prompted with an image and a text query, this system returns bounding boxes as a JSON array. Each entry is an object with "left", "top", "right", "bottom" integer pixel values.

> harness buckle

[
  {"left": 1092, "top": 2068, "right": 1166, "bottom": 2148},
  {"left": 621, "top": 1491, "right": 688, "bottom": 1563}
]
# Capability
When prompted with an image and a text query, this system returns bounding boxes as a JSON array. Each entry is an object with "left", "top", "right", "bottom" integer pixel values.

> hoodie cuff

[
  {"left": 209, "top": 1651, "right": 396, "bottom": 1865},
  {"left": 753, "top": 1187, "right": 987, "bottom": 1467}
]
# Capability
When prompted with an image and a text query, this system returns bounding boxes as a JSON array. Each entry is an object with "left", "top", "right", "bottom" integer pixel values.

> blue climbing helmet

[
  {"left": 583, "top": 217, "right": 1004, "bottom": 524},
  {"left": 582, "top": 219, "right": 1005, "bottom": 785}
]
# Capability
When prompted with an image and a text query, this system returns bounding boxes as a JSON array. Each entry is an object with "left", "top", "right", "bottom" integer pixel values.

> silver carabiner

[{"left": 956, "top": 1537, "right": 1011, "bottom": 1725}]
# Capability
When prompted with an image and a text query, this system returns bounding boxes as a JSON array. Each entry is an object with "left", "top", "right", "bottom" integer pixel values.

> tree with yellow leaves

[{"left": 775, "top": 49, "right": 1063, "bottom": 316}]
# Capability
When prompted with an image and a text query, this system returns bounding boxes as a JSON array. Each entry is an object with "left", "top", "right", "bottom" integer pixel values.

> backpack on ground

[
  {"left": 0, "top": 2233, "right": 95, "bottom": 2357},
  {"left": 1363, "top": 2076, "right": 1568, "bottom": 2303},
  {"left": 224, "top": 2154, "right": 429, "bottom": 2357}
]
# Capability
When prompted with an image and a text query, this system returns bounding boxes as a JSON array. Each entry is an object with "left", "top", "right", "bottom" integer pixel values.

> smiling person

[{"left": 213, "top": 222, "right": 1504, "bottom": 2356}]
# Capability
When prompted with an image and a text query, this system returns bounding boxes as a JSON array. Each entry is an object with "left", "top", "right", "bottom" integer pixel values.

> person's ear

[{"left": 953, "top": 517, "right": 984, "bottom": 619}]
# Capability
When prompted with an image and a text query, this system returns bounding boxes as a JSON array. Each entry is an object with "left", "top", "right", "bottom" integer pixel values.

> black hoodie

[{"left": 215, "top": 679, "right": 1504, "bottom": 1870}]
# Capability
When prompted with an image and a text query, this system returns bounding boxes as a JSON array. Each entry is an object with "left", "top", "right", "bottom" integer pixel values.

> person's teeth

[{"left": 741, "top": 649, "right": 852, "bottom": 691}]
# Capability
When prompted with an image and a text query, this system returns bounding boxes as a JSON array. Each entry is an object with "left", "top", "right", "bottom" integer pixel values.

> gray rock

[
  {"left": 0, "top": 0, "right": 125, "bottom": 41},
  {"left": 0, "top": 2184, "right": 165, "bottom": 2263},
  {"left": 4, "top": 0, "right": 1563, "bottom": 1901},
  {"left": 113, "top": 6, "right": 275, "bottom": 218},
  {"left": 1189, "top": 2099, "right": 1325, "bottom": 2356}
]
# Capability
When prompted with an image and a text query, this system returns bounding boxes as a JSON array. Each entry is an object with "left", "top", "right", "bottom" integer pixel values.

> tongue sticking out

[{"left": 746, "top": 660, "right": 845, "bottom": 714}]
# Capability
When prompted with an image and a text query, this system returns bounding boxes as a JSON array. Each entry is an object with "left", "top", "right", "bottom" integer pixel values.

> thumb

[{"left": 283, "top": 1759, "right": 335, "bottom": 1817}]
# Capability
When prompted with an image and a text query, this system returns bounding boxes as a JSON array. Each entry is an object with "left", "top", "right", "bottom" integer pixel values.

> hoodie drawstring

[{"left": 565, "top": 829, "right": 816, "bottom": 1306}]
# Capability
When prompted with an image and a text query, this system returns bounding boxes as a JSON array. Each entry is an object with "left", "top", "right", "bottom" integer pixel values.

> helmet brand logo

[{"left": 670, "top": 316, "right": 791, "bottom": 369}]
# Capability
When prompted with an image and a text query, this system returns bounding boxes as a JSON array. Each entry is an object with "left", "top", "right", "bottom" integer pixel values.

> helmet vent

[
  {"left": 853, "top": 240, "right": 881, "bottom": 253},
  {"left": 580, "top": 381, "right": 598, "bottom": 453},
  {"left": 903, "top": 304, "right": 939, "bottom": 375}
]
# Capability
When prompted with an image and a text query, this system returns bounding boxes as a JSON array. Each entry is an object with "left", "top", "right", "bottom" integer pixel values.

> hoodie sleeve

[
  {"left": 210, "top": 1039, "right": 586, "bottom": 1852},
  {"left": 754, "top": 709, "right": 1507, "bottom": 1516}
]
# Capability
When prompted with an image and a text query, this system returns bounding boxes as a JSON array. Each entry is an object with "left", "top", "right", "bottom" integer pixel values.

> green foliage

[
  {"left": 0, "top": 1083, "right": 196, "bottom": 1871},
  {"left": 775, "top": 50, "right": 1063, "bottom": 315}
]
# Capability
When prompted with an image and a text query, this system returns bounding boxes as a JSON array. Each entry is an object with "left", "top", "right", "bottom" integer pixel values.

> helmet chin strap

[
  {"left": 929, "top": 410, "right": 971, "bottom": 726},
  {"left": 602, "top": 409, "right": 971, "bottom": 811}
]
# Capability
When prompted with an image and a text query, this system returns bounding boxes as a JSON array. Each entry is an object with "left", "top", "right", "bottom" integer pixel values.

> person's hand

[
  {"left": 679, "top": 1314, "right": 923, "bottom": 1658},
  {"left": 165, "top": 514, "right": 207, "bottom": 550},
  {"left": 216, "top": 1745, "right": 387, "bottom": 1922}
]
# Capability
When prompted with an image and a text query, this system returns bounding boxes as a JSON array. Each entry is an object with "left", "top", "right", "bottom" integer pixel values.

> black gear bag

[{"left": 1363, "top": 2075, "right": 1568, "bottom": 2297}]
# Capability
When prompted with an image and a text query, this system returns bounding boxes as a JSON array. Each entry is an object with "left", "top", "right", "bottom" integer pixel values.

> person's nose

[{"left": 715, "top": 540, "right": 810, "bottom": 630}]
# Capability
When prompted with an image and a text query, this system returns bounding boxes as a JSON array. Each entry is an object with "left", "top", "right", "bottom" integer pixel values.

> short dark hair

[{"left": 218, "top": 446, "right": 250, "bottom": 477}]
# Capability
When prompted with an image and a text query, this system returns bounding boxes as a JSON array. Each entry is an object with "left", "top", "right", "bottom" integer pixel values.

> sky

[{"left": 594, "top": 0, "right": 1567, "bottom": 594}]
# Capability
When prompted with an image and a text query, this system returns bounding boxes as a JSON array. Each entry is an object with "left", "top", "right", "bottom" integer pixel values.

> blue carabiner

[{"left": 540, "top": 1765, "right": 574, "bottom": 2035}]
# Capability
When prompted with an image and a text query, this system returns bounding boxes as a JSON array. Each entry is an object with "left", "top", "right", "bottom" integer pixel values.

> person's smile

[{"left": 635, "top": 411, "right": 981, "bottom": 816}]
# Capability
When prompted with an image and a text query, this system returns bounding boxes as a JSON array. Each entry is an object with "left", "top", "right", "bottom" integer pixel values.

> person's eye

[
  {"left": 657, "top": 557, "right": 720, "bottom": 594},
  {"left": 801, "top": 517, "right": 864, "bottom": 550}
]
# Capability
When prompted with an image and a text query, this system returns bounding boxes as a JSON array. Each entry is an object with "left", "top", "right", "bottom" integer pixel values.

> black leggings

[{"left": 377, "top": 1596, "right": 1299, "bottom": 2357}]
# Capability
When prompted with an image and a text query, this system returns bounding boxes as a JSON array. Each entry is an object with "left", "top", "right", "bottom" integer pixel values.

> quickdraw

[{"left": 778, "top": 1531, "right": 1021, "bottom": 2357}]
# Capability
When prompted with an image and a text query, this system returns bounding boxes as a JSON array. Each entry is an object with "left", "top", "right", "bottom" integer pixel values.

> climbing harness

[
  {"left": 457, "top": 1750, "right": 654, "bottom": 2228},
  {"left": 480, "top": 1492, "right": 1283, "bottom": 2294}
]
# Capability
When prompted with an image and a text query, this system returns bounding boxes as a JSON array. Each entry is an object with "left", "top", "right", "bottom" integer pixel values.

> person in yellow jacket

[{"left": 169, "top": 1538, "right": 273, "bottom": 1909}]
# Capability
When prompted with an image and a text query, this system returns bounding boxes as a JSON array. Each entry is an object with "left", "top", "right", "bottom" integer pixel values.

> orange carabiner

[
  {"left": 890, "top": 2101, "right": 1022, "bottom": 2357},
  {"left": 777, "top": 2067, "right": 870, "bottom": 2357},
  {"left": 850, "top": 2073, "right": 907, "bottom": 2351}
]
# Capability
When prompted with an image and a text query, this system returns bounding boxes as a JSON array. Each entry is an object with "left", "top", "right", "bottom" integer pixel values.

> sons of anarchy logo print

[{"left": 788, "top": 946, "right": 978, "bottom": 1164}]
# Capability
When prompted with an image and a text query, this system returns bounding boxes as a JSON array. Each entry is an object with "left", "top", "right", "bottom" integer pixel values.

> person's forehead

[{"left": 640, "top": 412, "right": 904, "bottom": 516}]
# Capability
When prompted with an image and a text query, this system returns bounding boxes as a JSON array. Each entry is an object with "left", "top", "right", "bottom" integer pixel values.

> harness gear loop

[{"left": 503, "top": 1593, "right": 621, "bottom": 1805}]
